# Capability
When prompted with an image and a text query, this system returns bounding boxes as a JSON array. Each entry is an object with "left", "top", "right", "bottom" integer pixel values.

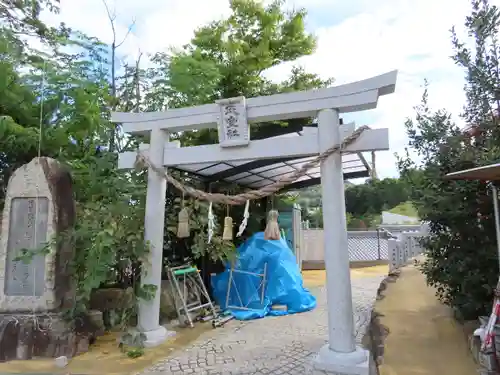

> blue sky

[{"left": 40, "top": 0, "right": 497, "bottom": 179}]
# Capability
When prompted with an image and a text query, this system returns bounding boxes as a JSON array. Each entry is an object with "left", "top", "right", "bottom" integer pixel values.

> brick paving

[{"left": 141, "top": 275, "right": 384, "bottom": 375}]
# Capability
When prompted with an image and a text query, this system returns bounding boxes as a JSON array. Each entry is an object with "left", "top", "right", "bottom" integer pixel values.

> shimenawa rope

[{"left": 135, "top": 125, "right": 370, "bottom": 206}]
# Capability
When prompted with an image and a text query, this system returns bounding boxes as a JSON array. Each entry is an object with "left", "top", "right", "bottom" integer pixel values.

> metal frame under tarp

[{"left": 171, "top": 126, "right": 371, "bottom": 191}]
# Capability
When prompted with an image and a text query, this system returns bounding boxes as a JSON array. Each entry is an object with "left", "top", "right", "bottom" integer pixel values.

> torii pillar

[
  {"left": 312, "top": 109, "right": 373, "bottom": 374},
  {"left": 138, "top": 128, "right": 173, "bottom": 346}
]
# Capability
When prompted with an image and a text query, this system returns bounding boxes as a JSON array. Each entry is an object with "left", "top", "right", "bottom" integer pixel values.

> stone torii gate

[{"left": 113, "top": 70, "right": 397, "bottom": 375}]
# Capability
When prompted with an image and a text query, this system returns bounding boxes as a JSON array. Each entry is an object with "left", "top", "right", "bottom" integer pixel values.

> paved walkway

[
  {"left": 377, "top": 264, "right": 477, "bottom": 375},
  {"left": 142, "top": 274, "right": 385, "bottom": 375}
]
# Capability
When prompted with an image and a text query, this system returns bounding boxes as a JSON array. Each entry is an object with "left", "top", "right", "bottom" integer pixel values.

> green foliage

[
  {"left": 126, "top": 348, "right": 145, "bottom": 358},
  {"left": 120, "top": 330, "right": 147, "bottom": 356},
  {"left": 169, "top": 0, "right": 318, "bottom": 101},
  {"left": 347, "top": 214, "right": 381, "bottom": 230},
  {"left": 14, "top": 242, "right": 51, "bottom": 263},
  {"left": 388, "top": 201, "right": 419, "bottom": 218},
  {"left": 0, "top": 1, "right": 152, "bottom": 328},
  {"left": 344, "top": 179, "right": 410, "bottom": 218},
  {"left": 0, "top": 0, "right": 69, "bottom": 50},
  {"left": 166, "top": 197, "right": 236, "bottom": 263},
  {"left": 398, "top": 0, "right": 500, "bottom": 320},
  {"left": 148, "top": 0, "right": 330, "bottom": 149},
  {"left": 294, "top": 179, "right": 410, "bottom": 229}
]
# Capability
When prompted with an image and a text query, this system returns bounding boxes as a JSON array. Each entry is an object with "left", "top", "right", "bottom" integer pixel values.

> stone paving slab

[{"left": 141, "top": 275, "right": 385, "bottom": 375}]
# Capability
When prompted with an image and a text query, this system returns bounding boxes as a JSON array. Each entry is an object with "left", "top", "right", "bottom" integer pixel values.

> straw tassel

[
  {"left": 177, "top": 207, "right": 190, "bottom": 238},
  {"left": 222, "top": 216, "right": 233, "bottom": 241},
  {"left": 264, "top": 210, "right": 280, "bottom": 240}
]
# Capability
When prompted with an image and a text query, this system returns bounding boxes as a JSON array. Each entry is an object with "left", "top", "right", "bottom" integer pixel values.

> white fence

[
  {"left": 303, "top": 230, "right": 387, "bottom": 263},
  {"left": 301, "top": 225, "right": 426, "bottom": 269},
  {"left": 388, "top": 231, "right": 426, "bottom": 272}
]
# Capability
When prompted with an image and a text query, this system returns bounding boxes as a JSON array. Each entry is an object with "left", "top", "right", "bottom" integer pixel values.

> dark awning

[{"left": 445, "top": 163, "right": 500, "bottom": 181}]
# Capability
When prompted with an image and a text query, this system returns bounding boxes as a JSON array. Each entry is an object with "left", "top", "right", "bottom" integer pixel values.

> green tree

[
  {"left": 140, "top": 0, "right": 334, "bottom": 258},
  {"left": 0, "top": 1, "right": 151, "bottom": 326},
  {"left": 0, "top": 0, "right": 70, "bottom": 55},
  {"left": 398, "top": 0, "right": 500, "bottom": 319},
  {"left": 146, "top": 0, "right": 332, "bottom": 143},
  {"left": 295, "top": 178, "right": 410, "bottom": 229},
  {"left": 344, "top": 178, "right": 410, "bottom": 217}
]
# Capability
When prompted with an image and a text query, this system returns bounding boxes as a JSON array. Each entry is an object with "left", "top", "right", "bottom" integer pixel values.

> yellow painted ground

[
  {"left": 303, "top": 264, "right": 388, "bottom": 288},
  {"left": 377, "top": 264, "right": 478, "bottom": 375},
  {"left": 0, "top": 325, "right": 213, "bottom": 375}
]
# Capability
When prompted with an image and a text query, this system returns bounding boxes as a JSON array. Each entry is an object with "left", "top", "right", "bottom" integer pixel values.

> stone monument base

[{"left": 0, "top": 312, "right": 101, "bottom": 362}]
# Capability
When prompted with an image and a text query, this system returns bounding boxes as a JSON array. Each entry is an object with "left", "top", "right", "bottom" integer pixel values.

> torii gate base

[
  {"left": 313, "top": 346, "right": 373, "bottom": 375},
  {"left": 114, "top": 70, "right": 397, "bottom": 375}
]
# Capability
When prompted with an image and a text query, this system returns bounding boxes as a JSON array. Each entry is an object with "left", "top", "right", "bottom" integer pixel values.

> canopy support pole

[{"left": 491, "top": 183, "right": 500, "bottom": 272}]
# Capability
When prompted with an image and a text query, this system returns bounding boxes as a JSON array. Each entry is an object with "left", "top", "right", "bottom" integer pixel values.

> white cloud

[
  {"left": 39, "top": 0, "right": 494, "bottom": 179},
  {"left": 263, "top": 0, "right": 481, "bottom": 178},
  {"left": 41, "top": 0, "right": 231, "bottom": 62}
]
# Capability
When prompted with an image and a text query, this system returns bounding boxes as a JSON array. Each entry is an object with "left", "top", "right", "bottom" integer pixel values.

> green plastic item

[{"left": 172, "top": 266, "right": 198, "bottom": 276}]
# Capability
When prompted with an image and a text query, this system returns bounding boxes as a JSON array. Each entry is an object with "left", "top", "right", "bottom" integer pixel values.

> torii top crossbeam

[
  {"left": 112, "top": 70, "right": 397, "bottom": 134},
  {"left": 114, "top": 70, "right": 397, "bottom": 188}
]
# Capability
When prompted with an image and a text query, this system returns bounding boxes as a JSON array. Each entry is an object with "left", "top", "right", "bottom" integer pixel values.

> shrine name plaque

[{"left": 4, "top": 197, "right": 48, "bottom": 297}]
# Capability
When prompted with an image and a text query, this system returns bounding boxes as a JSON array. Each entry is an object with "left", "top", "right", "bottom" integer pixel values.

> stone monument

[{"left": 0, "top": 157, "right": 94, "bottom": 361}]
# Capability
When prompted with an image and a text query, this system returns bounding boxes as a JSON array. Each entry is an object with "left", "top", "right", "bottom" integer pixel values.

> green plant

[
  {"left": 120, "top": 330, "right": 147, "bottom": 356},
  {"left": 126, "top": 348, "right": 144, "bottom": 358},
  {"left": 166, "top": 197, "right": 237, "bottom": 262},
  {"left": 14, "top": 242, "right": 51, "bottom": 263},
  {"left": 388, "top": 202, "right": 418, "bottom": 218}
]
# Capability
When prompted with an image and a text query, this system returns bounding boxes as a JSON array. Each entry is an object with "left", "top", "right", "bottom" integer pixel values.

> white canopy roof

[{"left": 172, "top": 129, "right": 371, "bottom": 190}]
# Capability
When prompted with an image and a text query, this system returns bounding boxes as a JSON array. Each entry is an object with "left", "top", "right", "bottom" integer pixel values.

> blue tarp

[{"left": 211, "top": 232, "right": 316, "bottom": 320}]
